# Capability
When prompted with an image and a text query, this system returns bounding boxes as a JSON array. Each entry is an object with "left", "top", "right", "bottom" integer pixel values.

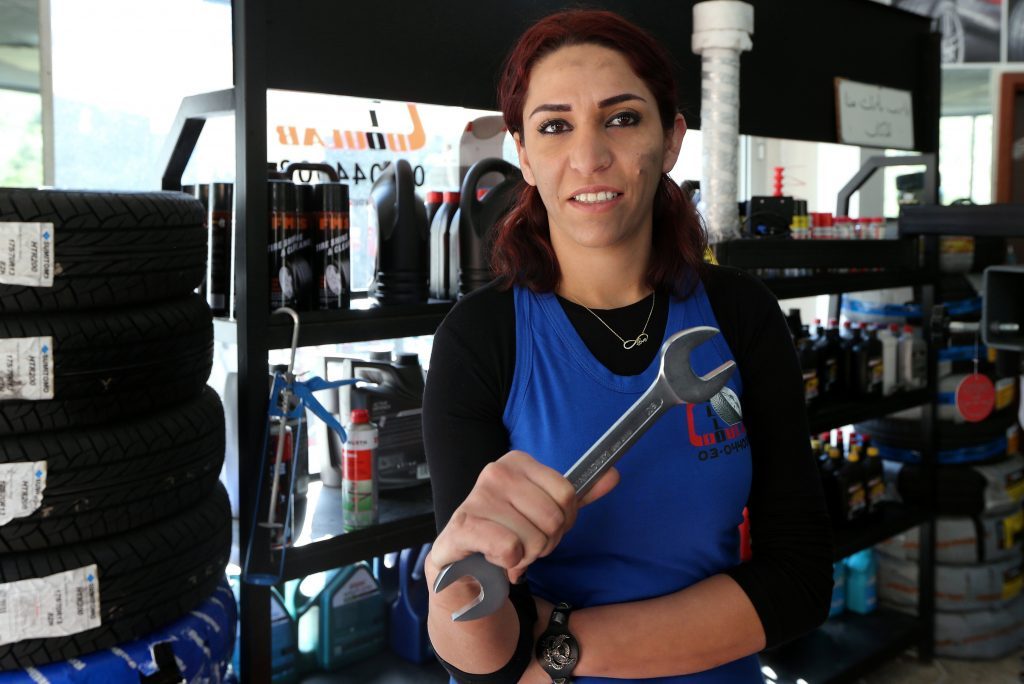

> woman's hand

[{"left": 425, "top": 450, "right": 619, "bottom": 591}]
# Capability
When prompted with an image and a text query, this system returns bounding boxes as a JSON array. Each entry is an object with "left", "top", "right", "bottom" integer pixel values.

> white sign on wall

[{"left": 835, "top": 78, "right": 915, "bottom": 150}]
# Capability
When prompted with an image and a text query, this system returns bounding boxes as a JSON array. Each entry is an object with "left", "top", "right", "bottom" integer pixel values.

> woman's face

[{"left": 514, "top": 43, "right": 685, "bottom": 256}]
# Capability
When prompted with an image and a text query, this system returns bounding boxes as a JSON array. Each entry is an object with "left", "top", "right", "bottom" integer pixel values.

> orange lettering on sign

[{"left": 273, "top": 104, "right": 427, "bottom": 152}]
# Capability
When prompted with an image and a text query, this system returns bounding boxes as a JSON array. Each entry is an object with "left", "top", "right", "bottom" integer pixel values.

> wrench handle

[{"left": 565, "top": 384, "right": 672, "bottom": 497}]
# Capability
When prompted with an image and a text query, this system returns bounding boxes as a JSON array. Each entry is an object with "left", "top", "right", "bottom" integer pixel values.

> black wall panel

[{"left": 262, "top": 0, "right": 938, "bottom": 151}]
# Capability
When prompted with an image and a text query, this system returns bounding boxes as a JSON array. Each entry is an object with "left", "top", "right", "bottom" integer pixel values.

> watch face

[{"left": 539, "top": 633, "right": 579, "bottom": 673}]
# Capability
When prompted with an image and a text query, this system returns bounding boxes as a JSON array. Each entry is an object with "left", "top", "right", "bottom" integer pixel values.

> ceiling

[{"left": 0, "top": 0, "right": 40, "bottom": 93}]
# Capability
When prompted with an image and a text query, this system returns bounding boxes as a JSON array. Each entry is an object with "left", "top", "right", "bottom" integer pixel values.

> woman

[{"left": 423, "top": 9, "right": 832, "bottom": 683}]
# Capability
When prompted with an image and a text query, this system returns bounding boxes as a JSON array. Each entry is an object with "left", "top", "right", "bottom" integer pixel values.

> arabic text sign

[{"left": 835, "top": 78, "right": 914, "bottom": 150}]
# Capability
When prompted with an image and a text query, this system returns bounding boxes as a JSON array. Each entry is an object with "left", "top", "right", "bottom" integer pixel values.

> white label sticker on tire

[
  {"left": 0, "top": 337, "right": 54, "bottom": 401},
  {"left": 0, "top": 461, "right": 46, "bottom": 526},
  {"left": 0, "top": 223, "right": 55, "bottom": 288},
  {"left": 0, "top": 564, "right": 101, "bottom": 646}
]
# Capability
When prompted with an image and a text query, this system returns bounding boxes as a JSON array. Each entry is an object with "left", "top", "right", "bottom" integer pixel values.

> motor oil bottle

[
  {"left": 369, "top": 159, "right": 429, "bottom": 304},
  {"left": 820, "top": 446, "right": 845, "bottom": 524},
  {"left": 844, "top": 549, "right": 878, "bottom": 614},
  {"left": 319, "top": 563, "right": 386, "bottom": 670},
  {"left": 232, "top": 578, "right": 300, "bottom": 683},
  {"left": 843, "top": 447, "right": 868, "bottom": 522},
  {"left": 389, "top": 544, "right": 434, "bottom": 664},
  {"left": 829, "top": 561, "right": 846, "bottom": 618},
  {"left": 865, "top": 325, "right": 884, "bottom": 397},
  {"left": 795, "top": 326, "right": 819, "bottom": 408},
  {"left": 846, "top": 324, "right": 870, "bottom": 398},
  {"left": 424, "top": 190, "right": 443, "bottom": 228},
  {"left": 879, "top": 323, "right": 901, "bottom": 395},
  {"left": 864, "top": 445, "right": 885, "bottom": 514},
  {"left": 814, "top": 321, "right": 843, "bottom": 401},
  {"left": 458, "top": 158, "right": 523, "bottom": 296},
  {"left": 429, "top": 191, "right": 459, "bottom": 300},
  {"left": 342, "top": 409, "right": 379, "bottom": 531},
  {"left": 288, "top": 564, "right": 386, "bottom": 672},
  {"left": 899, "top": 324, "right": 928, "bottom": 390},
  {"left": 331, "top": 352, "right": 428, "bottom": 491}
]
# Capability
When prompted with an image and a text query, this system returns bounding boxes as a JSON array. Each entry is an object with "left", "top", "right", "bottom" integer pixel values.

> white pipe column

[{"left": 692, "top": 1, "right": 754, "bottom": 243}]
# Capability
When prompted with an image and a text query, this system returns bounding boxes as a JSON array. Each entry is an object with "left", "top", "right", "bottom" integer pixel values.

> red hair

[{"left": 491, "top": 9, "right": 707, "bottom": 297}]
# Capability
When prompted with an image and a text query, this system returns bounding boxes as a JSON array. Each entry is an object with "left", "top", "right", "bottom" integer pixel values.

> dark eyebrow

[{"left": 527, "top": 93, "right": 647, "bottom": 119}]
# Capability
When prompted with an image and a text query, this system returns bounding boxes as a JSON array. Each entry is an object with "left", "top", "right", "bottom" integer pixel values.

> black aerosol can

[{"left": 207, "top": 182, "right": 233, "bottom": 316}]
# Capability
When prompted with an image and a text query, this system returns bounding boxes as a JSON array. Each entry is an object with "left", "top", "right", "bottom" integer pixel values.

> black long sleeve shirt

[{"left": 423, "top": 264, "right": 833, "bottom": 681}]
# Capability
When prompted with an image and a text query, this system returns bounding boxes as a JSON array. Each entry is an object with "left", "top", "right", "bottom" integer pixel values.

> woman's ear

[
  {"left": 514, "top": 132, "right": 537, "bottom": 186},
  {"left": 662, "top": 114, "right": 687, "bottom": 174}
]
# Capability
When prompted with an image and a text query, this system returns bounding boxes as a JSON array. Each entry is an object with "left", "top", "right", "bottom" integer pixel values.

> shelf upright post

[
  {"left": 234, "top": 0, "right": 273, "bottom": 682},
  {"left": 916, "top": 235, "right": 940, "bottom": 662}
]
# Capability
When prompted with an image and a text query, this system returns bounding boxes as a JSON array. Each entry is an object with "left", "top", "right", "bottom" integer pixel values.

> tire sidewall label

[
  {"left": 0, "top": 222, "right": 55, "bottom": 288},
  {"left": 0, "top": 461, "right": 46, "bottom": 526},
  {"left": 0, "top": 337, "right": 55, "bottom": 401},
  {"left": 0, "top": 564, "right": 101, "bottom": 646}
]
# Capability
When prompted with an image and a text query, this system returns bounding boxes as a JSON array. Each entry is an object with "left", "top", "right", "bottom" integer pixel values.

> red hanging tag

[{"left": 955, "top": 373, "right": 996, "bottom": 423}]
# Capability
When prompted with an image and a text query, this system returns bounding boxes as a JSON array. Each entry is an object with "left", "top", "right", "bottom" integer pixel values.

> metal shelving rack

[
  {"left": 156, "top": 2, "right": 942, "bottom": 682},
  {"left": 714, "top": 236, "right": 940, "bottom": 684}
]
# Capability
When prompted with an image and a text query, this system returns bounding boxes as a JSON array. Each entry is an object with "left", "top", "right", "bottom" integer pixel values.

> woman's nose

[{"left": 569, "top": 125, "right": 612, "bottom": 175}]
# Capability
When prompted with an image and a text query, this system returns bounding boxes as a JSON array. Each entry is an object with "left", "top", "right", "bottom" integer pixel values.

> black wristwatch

[{"left": 535, "top": 601, "right": 579, "bottom": 683}]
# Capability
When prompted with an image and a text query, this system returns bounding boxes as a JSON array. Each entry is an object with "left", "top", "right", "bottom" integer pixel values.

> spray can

[
  {"left": 207, "top": 182, "right": 234, "bottom": 316},
  {"left": 343, "top": 409, "right": 379, "bottom": 531}
]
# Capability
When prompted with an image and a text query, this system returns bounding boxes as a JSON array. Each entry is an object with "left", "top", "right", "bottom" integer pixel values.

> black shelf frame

[
  {"left": 155, "top": 2, "right": 944, "bottom": 682},
  {"left": 760, "top": 608, "right": 922, "bottom": 684},
  {"left": 807, "top": 389, "right": 930, "bottom": 435},
  {"left": 212, "top": 301, "right": 454, "bottom": 349}
]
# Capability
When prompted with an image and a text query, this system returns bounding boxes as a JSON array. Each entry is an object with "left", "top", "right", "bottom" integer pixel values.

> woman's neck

[{"left": 555, "top": 244, "right": 652, "bottom": 309}]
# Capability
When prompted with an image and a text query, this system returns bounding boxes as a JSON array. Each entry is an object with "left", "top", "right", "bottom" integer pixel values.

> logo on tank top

[{"left": 686, "top": 387, "right": 748, "bottom": 460}]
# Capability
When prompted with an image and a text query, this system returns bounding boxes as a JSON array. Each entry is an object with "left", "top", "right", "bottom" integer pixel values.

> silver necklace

[{"left": 577, "top": 292, "right": 656, "bottom": 350}]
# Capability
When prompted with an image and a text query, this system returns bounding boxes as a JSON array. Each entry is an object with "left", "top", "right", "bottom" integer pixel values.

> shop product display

[
  {"left": 286, "top": 564, "right": 386, "bottom": 672},
  {"left": 328, "top": 351, "right": 428, "bottom": 491},
  {"left": 877, "top": 550, "right": 1023, "bottom": 613},
  {"left": 885, "top": 452, "right": 1023, "bottom": 517},
  {"left": 0, "top": 293, "right": 213, "bottom": 435},
  {"left": 369, "top": 160, "right": 429, "bottom": 305},
  {"left": 312, "top": 179, "right": 351, "bottom": 311},
  {"left": 230, "top": 579, "right": 299, "bottom": 684},
  {"left": 0, "top": 483, "right": 231, "bottom": 669},
  {"left": 389, "top": 544, "right": 433, "bottom": 664},
  {"left": 206, "top": 181, "right": 234, "bottom": 316},
  {"left": 428, "top": 191, "right": 459, "bottom": 300},
  {"left": 456, "top": 158, "right": 522, "bottom": 297},
  {"left": 0, "top": 388, "right": 225, "bottom": 552},
  {"left": 0, "top": 189, "right": 206, "bottom": 312},
  {"left": 342, "top": 409, "right": 379, "bottom": 531},
  {"left": 876, "top": 507, "right": 1024, "bottom": 565},
  {"left": 932, "top": 596, "right": 1024, "bottom": 660},
  {"left": 0, "top": 578, "right": 236, "bottom": 684}
]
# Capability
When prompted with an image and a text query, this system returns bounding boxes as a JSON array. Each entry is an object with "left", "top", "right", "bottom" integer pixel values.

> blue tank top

[{"left": 504, "top": 284, "right": 761, "bottom": 683}]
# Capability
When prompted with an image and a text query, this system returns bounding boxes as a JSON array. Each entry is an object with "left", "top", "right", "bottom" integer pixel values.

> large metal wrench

[{"left": 432, "top": 326, "right": 736, "bottom": 621}]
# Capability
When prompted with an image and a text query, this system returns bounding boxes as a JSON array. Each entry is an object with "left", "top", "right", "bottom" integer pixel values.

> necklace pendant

[
  {"left": 622, "top": 338, "right": 636, "bottom": 350},
  {"left": 635, "top": 333, "right": 649, "bottom": 346}
]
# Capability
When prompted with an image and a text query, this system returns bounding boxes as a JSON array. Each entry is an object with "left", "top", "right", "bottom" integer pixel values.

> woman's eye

[
  {"left": 538, "top": 119, "right": 571, "bottom": 135},
  {"left": 608, "top": 112, "right": 640, "bottom": 127}
]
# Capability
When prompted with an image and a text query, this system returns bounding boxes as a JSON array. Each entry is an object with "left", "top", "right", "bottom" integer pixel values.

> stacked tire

[
  {"left": 0, "top": 189, "right": 232, "bottom": 674},
  {"left": 863, "top": 390, "right": 1024, "bottom": 659}
]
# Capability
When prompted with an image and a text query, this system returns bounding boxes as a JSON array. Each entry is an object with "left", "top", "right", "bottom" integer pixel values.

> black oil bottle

[
  {"left": 863, "top": 445, "right": 885, "bottom": 515},
  {"left": 814, "top": 320, "right": 843, "bottom": 401}
]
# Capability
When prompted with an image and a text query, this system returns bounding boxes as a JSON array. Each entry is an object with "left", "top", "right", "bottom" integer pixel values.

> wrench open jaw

[{"left": 433, "top": 325, "right": 736, "bottom": 622}]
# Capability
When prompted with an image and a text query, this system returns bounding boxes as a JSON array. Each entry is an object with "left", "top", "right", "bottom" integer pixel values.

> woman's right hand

[{"left": 425, "top": 450, "right": 619, "bottom": 590}]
